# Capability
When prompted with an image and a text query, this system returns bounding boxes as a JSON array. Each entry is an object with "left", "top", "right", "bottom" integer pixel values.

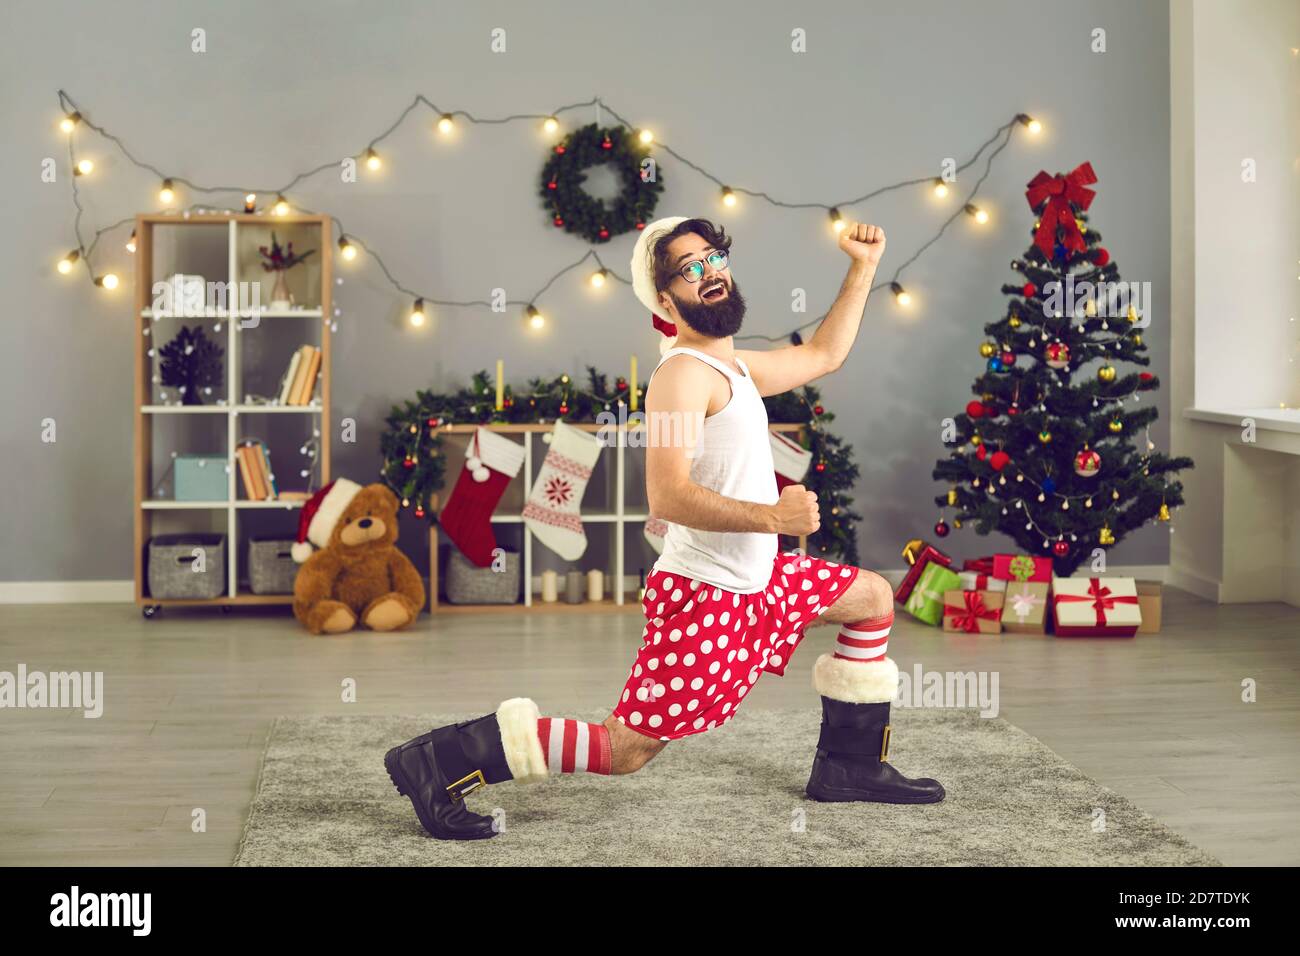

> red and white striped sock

[
  {"left": 536, "top": 717, "right": 612, "bottom": 775},
  {"left": 834, "top": 611, "right": 892, "bottom": 663}
]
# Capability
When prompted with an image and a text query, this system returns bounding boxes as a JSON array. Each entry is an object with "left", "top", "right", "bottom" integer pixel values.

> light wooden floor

[{"left": 1, "top": 586, "right": 1297, "bottom": 866}]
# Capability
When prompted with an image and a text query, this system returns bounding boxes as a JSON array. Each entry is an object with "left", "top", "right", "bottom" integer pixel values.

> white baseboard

[
  {"left": 0, "top": 581, "right": 134, "bottom": 604},
  {"left": 0, "top": 565, "right": 1180, "bottom": 606}
]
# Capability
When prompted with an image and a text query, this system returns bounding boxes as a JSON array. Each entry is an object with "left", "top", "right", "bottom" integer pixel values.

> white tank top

[{"left": 646, "top": 346, "right": 778, "bottom": 593}]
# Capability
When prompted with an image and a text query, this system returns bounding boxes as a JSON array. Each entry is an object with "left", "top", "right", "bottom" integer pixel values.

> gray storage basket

[
  {"left": 147, "top": 534, "right": 226, "bottom": 599},
  {"left": 446, "top": 546, "right": 521, "bottom": 604},
  {"left": 248, "top": 537, "right": 300, "bottom": 595}
]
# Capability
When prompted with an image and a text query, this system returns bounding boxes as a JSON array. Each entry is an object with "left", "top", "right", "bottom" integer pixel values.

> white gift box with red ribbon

[{"left": 1051, "top": 576, "right": 1142, "bottom": 637}]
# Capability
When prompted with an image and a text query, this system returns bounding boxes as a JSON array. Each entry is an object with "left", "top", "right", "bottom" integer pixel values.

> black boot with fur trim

[
  {"left": 805, "top": 656, "right": 945, "bottom": 804},
  {"left": 384, "top": 697, "right": 549, "bottom": 839}
]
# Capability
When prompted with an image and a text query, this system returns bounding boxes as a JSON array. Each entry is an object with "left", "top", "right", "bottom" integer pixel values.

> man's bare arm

[
  {"left": 738, "top": 222, "right": 886, "bottom": 397},
  {"left": 644, "top": 357, "right": 819, "bottom": 536}
]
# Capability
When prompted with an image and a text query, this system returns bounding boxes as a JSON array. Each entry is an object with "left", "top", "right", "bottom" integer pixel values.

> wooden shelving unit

[
  {"left": 132, "top": 213, "right": 332, "bottom": 614},
  {"left": 427, "top": 422, "right": 808, "bottom": 613}
]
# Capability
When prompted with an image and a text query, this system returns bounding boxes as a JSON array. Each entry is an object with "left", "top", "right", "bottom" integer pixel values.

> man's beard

[{"left": 668, "top": 277, "right": 747, "bottom": 339}]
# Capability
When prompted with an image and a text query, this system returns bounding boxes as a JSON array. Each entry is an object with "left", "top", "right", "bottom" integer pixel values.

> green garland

[
  {"left": 539, "top": 123, "right": 663, "bottom": 243},
  {"left": 379, "top": 368, "right": 861, "bottom": 564}
]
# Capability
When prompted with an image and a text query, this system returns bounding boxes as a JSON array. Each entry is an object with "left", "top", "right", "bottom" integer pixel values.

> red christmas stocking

[
  {"left": 438, "top": 427, "right": 526, "bottom": 567},
  {"left": 770, "top": 431, "right": 812, "bottom": 490}
]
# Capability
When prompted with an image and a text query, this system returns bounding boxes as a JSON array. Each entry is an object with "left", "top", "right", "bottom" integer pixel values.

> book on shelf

[
  {"left": 236, "top": 439, "right": 276, "bottom": 500},
  {"left": 236, "top": 445, "right": 260, "bottom": 500},
  {"left": 279, "top": 344, "right": 321, "bottom": 406},
  {"left": 278, "top": 348, "right": 303, "bottom": 405},
  {"left": 293, "top": 346, "right": 322, "bottom": 405}
]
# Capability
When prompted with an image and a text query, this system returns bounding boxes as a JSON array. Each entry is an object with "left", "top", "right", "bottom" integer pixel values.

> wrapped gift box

[
  {"left": 901, "top": 562, "right": 962, "bottom": 626},
  {"left": 962, "top": 556, "right": 995, "bottom": 575},
  {"left": 894, "top": 538, "right": 953, "bottom": 604},
  {"left": 1136, "top": 581, "right": 1163, "bottom": 634},
  {"left": 957, "top": 570, "right": 1006, "bottom": 592},
  {"left": 1001, "top": 580, "right": 1051, "bottom": 633},
  {"left": 994, "top": 553, "right": 1053, "bottom": 583},
  {"left": 942, "top": 589, "right": 1004, "bottom": 634},
  {"left": 1052, "top": 576, "right": 1142, "bottom": 637}
]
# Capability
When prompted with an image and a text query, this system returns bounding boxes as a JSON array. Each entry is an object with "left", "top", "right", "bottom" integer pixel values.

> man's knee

[{"left": 858, "top": 569, "right": 894, "bottom": 616}]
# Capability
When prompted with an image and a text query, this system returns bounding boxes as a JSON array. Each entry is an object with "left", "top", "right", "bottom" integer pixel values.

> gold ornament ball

[
  {"left": 947, "top": 489, "right": 958, "bottom": 505},
  {"left": 1099, "top": 525, "right": 1115, "bottom": 545},
  {"left": 1038, "top": 429, "right": 1053, "bottom": 444},
  {"left": 1009, "top": 316, "right": 1021, "bottom": 328},
  {"left": 953, "top": 518, "right": 962, "bottom": 529},
  {"left": 971, "top": 433, "right": 982, "bottom": 446},
  {"left": 979, "top": 342, "right": 996, "bottom": 358},
  {"left": 1108, "top": 419, "right": 1123, "bottom": 433},
  {"left": 1098, "top": 365, "right": 1117, "bottom": 383},
  {"left": 1133, "top": 334, "right": 1143, "bottom": 346}
]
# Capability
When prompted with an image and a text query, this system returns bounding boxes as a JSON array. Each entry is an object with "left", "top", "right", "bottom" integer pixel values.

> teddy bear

[{"left": 291, "top": 479, "right": 426, "bottom": 634}]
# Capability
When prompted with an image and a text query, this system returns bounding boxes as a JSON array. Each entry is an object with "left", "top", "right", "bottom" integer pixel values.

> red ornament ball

[
  {"left": 553, "top": 216, "right": 564, "bottom": 227},
  {"left": 813, "top": 404, "right": 824, "bottom": 415},
  {"left": 554, "top": 145, "right": 566, "bottom": 154},
  {"left": 547, "top": 181, "right": 557, "bottom": 191},
  {"left": 559, "top": 404, "right": 569, "bottom": 415},
  {"left": 601, "top": 138, "right": 613, "bottom": 150},
  {"left": 990, "top": 450, "right": 1011, "bottom": 471},
  {"left": 976, "top": 443, "right": 989, "bottom": 461},
  {"left": 426, "top": 417, "right": 439, "bottom": 427},
  {"left": 1073, "top": 447, "right": 1102, "bottom": 478},
  {"left": 934, "top": 520, "right": 950, "bottom": 538},
  {"left": 1052, "top": 539, "right": 1070, "bottom": 557},
  {"left": 1022, "top": 282, "right": 1037, "bottom": 298},
  {"left": 403, "top": 457, "right": 414, "bottom": 469},
  {"left": 999, "top": 351, "right": 1016, "bottom": 367},
  {"left": 965, "top": 400, "right": 985, "bottom": 419},
  {"left": 635, "top": 222, "right": 646, "bottom": 230},
  {"left": 1008, "top": 403, "right": 1020, "bottom": 416},
  {"left": 1092, "top": 247, "right": 1109, "bottom": 266},
  {"left": 414, "top": 506, "right": 425, "bottom": 519},
  {"left": 1045, "top": 341, "right": 1071, "bottom": 369},
  {"left": 1139, "top": 371, "right": 1153, "bottom": 381},
  {"left": 815, "top": 460, "right": 826, "bottom": 472},
  {"left": 598, "top": 227, "right": 609, "bottom": 240}
]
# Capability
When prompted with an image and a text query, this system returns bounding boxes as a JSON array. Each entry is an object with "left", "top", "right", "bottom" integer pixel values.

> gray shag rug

[{"left": 234, "top": 708, "right": 1219, "bottom": 866}]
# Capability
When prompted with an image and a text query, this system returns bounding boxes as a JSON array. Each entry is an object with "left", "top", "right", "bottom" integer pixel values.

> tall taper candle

[
  {"left": 495, "top": 359, "right": 504, "bottom": 411},
  {"left": 630, "top": 355, "right": 638, "bottom": 411}
]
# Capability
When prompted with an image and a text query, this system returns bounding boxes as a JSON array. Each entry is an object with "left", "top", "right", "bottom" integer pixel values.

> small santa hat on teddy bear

[
  {"left": 292, "top": 478, "right": 363, "bottom": 563},
  {"left": 630, "top": 214, "right": 693, "bottom": 355}
]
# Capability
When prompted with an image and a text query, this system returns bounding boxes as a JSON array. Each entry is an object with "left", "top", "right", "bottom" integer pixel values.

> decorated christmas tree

[{"left": 931, "top": 162, "right": 1193, "bottom": 576}]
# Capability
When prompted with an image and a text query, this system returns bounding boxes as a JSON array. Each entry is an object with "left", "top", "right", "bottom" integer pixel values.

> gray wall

[{"left": 0, "top": 0, "right": 1172, "bottom": 581}]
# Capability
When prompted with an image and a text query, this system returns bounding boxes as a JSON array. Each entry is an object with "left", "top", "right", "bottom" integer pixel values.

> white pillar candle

[
  {"left": 541, "top": 570, "right": 558, "bottom": 603},
  {"left": 587, "top": 569, "right": 604, "bottom": 602}
]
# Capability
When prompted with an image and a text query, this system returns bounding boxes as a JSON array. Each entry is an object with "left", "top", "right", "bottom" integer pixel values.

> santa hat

[
  {"left": 630, "top": 215, "right": 688, "bottom": 355},
  {"left": 292, "top": 478, "right": 363, "bottom": 563}
]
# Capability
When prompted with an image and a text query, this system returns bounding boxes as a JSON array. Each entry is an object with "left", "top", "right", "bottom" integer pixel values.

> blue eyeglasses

[{"left": 678, "top": 249, "right": 729, "bottom": 283}]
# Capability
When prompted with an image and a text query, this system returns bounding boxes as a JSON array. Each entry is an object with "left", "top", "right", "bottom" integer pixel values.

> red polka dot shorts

[{"left": 613, "top": 550, "right": 860, "bottom": 740}]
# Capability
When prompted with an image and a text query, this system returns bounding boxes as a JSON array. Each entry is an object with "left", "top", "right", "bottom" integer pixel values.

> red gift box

[
  {"left": 994, "top": 553, "right": 1053, "bottom": 583},
  {"left": 962, "top": 556, "right": 995, "bottom": 575},
  {"left": 894, "top": 539, "right": 953, "bottom": 604}
]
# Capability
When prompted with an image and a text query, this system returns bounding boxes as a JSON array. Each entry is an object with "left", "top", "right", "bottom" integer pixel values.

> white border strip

[{"left": 0, "top": 581, "right": 134, "bottom": 604}]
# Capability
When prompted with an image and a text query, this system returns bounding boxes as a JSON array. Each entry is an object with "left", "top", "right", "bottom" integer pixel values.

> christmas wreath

[
  {"left": 379, "top": 369, "right": 861, "bottom": 564},
  {"left": 539, "top": 124, "right": 663, "bottom": 243}
]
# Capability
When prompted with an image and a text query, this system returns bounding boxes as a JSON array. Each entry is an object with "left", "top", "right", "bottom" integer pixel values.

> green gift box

[{"left": 903, "top": 562, "right": 962, "bottom": 626}]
